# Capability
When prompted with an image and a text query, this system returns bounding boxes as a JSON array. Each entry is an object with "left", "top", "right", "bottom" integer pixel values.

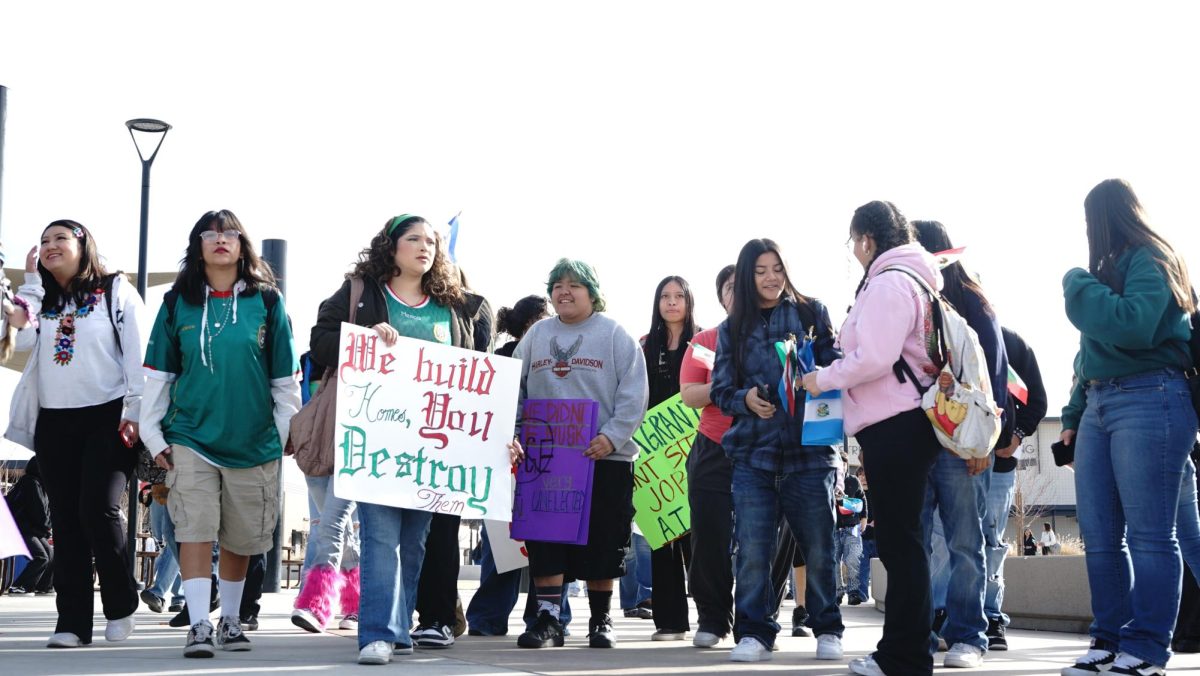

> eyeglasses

[{"left": 199, "top": 230, "right": 239, "bottom": 243}]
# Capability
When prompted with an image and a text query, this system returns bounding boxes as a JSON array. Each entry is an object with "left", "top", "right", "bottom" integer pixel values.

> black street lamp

[{"left": 125, "top": 117, "right": 170, "bottom": 572}]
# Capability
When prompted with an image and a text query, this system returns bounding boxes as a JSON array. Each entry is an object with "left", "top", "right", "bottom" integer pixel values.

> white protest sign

[
  {"left": 484, "top": 519, "right": 529, "bottom": 574},
  {"left": 333, "top": 324, "right": 520, "bottom": 520}
]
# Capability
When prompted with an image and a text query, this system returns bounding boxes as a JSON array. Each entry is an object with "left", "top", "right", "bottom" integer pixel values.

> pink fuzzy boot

[
  {"left": 291, "top": 564, "right": 342, "bottom": 632},
  {"left": 339, "top": 567, "right": 361, "bottom": 617}
]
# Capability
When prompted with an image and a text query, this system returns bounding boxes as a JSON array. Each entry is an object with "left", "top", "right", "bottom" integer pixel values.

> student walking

[
  {"left": 4, "top": 220, "right": 145, "bottom": 648},
  {"left": 142, "top": 210, "right": 301, "bottom": 658}
]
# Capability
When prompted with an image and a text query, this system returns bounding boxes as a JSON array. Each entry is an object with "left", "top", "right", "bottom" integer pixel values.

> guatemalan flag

[{"left": 798, "top": 332, "right": 845, "bottom": 446}]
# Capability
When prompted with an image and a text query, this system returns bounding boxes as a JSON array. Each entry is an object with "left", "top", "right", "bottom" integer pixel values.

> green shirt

[
  {"left": 144, "top": 289, "right": 298, "bottom": 468},
  {"left": 1060, "top": 246, "right": 1192, "bottom": 429},
  {"left": 384, "top": 286, "right": 452, "bottom": 344}
]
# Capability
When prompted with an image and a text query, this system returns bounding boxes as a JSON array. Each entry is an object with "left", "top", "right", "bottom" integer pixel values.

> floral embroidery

[{"left": 41, "top": 288, "right": 104, "bottom": 366}]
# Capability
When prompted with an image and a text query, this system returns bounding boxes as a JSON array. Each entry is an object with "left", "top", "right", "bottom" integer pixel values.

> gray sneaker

[
  {"left": 184, "top": 620, "right": 215, "bottom": 658},
  {"left": 216, "top": 616, "right": 251, "bottom": 652}
]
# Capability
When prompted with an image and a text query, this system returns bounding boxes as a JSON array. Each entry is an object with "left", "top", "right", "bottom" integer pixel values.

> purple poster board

[{"left": 511, "top": 399, "right": 598, "bottom": 545}]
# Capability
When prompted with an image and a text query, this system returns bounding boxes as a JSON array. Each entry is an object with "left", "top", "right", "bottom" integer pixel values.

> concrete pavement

[{"left": 2, "top": 588, "right": 1199, "bottom": 675}]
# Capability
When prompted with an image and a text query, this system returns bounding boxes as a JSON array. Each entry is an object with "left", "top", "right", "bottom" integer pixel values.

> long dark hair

[
  {"left": 715, "top": 264, "right": 735, "bottom": 305},
  {"left": 496, "top": 295, "right": 549, "bottom": 340},
  {"left": 644, "top": 275, "right": 697, "bottom": 362},
  {"left": 38, "top": 219, "right": 113, "bottom": 314},
  {"left": 173, "top": 210, "right": 276, "bottom": 305},
  {"left": 849, "top": 201, "right": 913, "bottom": 299},
  {"left": 912, "top": 220, "right": 994, "bottom": 317},
  {"left": 349, "top": 215, "right": 464, "bottom": 308},
  {"left": 1084, "top": 179, "right": 1194, "bottom": 313},
  {"left": 727, "top": 239, "right": 807, "bottom": 385}
]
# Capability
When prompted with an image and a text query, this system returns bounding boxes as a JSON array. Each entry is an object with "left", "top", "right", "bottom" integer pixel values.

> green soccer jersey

[
  {"left": 384, "top": 286, "right": 452, "bottom": 344},
  {"left": 144, "top": 289, "right": 298, "bottom": 468}
]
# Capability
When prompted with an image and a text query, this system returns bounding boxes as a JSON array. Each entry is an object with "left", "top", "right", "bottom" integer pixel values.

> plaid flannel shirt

[{"left": 711, "top": 296, "right": 841, "bottom": 474}]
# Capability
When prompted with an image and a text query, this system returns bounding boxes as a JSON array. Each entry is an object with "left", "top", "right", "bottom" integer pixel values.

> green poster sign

[{"left": 631, "top": 393, "right": 701, "bottom": 549}]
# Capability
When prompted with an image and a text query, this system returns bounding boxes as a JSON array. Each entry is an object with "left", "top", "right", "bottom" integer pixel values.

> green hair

[{"left": 545, "top": 258, "right": 606, "bottom": 312}]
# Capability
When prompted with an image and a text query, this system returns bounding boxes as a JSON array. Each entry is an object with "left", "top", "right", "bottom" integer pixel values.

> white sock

[
  {"left": 218, "top": 577, "right": 245, "bottom": 620},
  {"left": 183, "top": 577, "right": 213, "bottom": 627}
]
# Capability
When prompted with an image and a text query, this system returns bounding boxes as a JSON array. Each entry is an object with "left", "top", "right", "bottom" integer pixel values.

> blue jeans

[
  {"left": 1180, "top": 458, "right": 1200, "bottom": 580},
  {"left": 923, "top": 450, "right": 989, "bottom": 652},
  {"left": 984, "top": 469, "right": 1016, "bottom": 624},
  {"left": 356, "top": 503, "right": 433, "bottom": 650},
  {"left": 148, "top": 501, "right": 182, "bottom": 604},
  {"left": 619, "top": 531, "right": 652, "bottom": 609},
  {"left": 302, "top": 475, "right": 357, "bottom": 571},
  {"left": 465, "top": 527, "right": 523, "bottom": 635},
  {"left": 857, "top": 537, "right": 877, "bottom": 600},
  {"left": 834, "top": 527, "right": 863, "bottom": 598},
  {"left": 1076, "top": 370, "right": 1197, "bottom": 667},
  {"left": 731, "top": 462, "right": 843, "bottom": 647}
]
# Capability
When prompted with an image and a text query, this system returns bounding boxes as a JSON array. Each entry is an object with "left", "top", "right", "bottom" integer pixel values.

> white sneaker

[
  {"left": 692, "top": 631, "right": 722, "bottom": 648},
  {"left": 339, "top": 613, "right": 359, "bottom": 631},
  {"left": 47, "top": 632, "right": 83, "bottom": 648},
  {"left": 290, "top": 608, "right": 324, "bottom": 633},
  {"left": 730, "top": 636, "right": 772, "bottom": 662},
  {"left": 849, "top": 654, "right": 888, "bottom": 676},
  {"left": 816, "top": 633, "right": 844, "bottom": 660},
  {"left": 105, "top": 614, "right": 136, "bottom": 642},
  {"left": 945, "top": 642, "right": 985, "bottom": 668},
  {"left": 358, "top": 640, "right": 392, "bottom": 665}
]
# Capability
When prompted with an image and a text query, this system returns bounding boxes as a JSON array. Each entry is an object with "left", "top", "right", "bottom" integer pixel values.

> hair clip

[{"left": 72, "top": 227, "right": 84, "bottom": 238}]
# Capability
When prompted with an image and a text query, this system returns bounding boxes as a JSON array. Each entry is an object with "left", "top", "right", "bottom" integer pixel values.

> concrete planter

[{"left": 871, "top": 554, "right": 1091, "bottom": 633}]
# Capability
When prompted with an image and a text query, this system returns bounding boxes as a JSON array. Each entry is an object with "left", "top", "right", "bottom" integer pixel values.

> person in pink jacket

[{"left": 801, "top": 200, "right": 944, "bottom": 676}]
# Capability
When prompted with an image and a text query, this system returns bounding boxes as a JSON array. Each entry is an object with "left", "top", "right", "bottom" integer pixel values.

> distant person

[
  {"left": 1040, "top": 524, "right": 1058, "bottom": 556},
  {"left": 854, "top": 466, "right": 876, "bottom": 605},
  {"left": 141, "top": 484, "right": 184, "bottom": 613},
  {"left": 4, "top": 220, "right": 145, "bottom": 649},
  {"left": 834, "top": 468, "right": 866, "bottom": 606},
  {"left": 6, "top": 457, "right": 54, "bottom": 595},
  {"left": 1022, "top": 529, "right": 1037, "bottom": 557},
  {"left": 1058, "top": 179, "right": 1198, "bottom": 676},
  {"left": 142, "top": 210, "right": 301, "bottom": 658}
]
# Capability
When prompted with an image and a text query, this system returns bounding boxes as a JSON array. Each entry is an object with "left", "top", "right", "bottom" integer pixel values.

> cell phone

[
  {"left": 756, "top": 384, "right": 772, "bottom": 404},
  {"left": 1050, "top": 439, "right": 1074, "bottom": 467}
]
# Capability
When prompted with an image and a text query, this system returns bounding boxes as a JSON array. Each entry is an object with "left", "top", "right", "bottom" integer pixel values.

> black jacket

[
  {"left": 995, "top": 327, "right": 1048, "bottom": 473},
  {"left": 7, "top": 472, "right": 51, "bottom": 538},
  {"left": 836, "top": 475, "right": 866, "bottom": 529},
  {"left": 310, "top": 276, "right": 491, "bottom": 369}
]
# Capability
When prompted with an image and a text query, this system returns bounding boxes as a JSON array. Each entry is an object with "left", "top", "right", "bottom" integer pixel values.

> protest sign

[
  {"left": 0, "top": 494, "right": 30, "bottom": 560},
  {"left": 511, "top": 399, "right": 598, "bottom": 545},
  {"left": 631, "top": 393, "right": 701, "bottom": 549},
  {"left": 484, "top": 518, "right": 529, "bottom": 574},
  {"left": 332, "top": 324, "right": 520, "bottom": 519}
]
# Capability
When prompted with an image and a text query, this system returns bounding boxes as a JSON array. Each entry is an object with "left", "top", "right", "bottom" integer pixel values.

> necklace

[
  {"left": 203, "top": 295, "right": 234, "bottom": 370},
  {"left": 41, "top": 287, "right": 105, "bottom": 366}
]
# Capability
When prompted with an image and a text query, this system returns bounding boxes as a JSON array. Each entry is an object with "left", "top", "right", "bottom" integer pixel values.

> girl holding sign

[
  {"left": 513, "top": 258, "right": 649, "bottom": 651},
  {"left": 639, "top": 275, "right": 698, "bottom": 642},
  {"left": 710, "top": 238, "right": 844, "bottom": 664},
  {"left": 142, "top": 210, "right": 301, "bottom": 658},
  {"left": 309, "top": 215, "right": 500, "bottom": 665},
  {"left": 4, "top": 221, "right": 147, "bottom": 649}
]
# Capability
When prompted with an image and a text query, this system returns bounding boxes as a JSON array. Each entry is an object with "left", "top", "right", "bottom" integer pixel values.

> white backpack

[{"left": 883, "top": 266, "right": 1001, "bottom": 460}]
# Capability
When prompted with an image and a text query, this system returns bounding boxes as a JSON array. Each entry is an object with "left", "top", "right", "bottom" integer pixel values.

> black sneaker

[
  {"left": 986, "top": 618, "right": 1007, "bottom": 651},
  {"left": 623, "top": 607, "right": 653, "bottom": 620},
  {"left": 413, "top": 622, "right": 455, "bottom": 648},
  {"left": 1061, "top": 644, "right": 1117, "bottom": 675},
  {"left": 517, "top": 611, "right": 564, "bottom": 649},
  {"left": 588, "top": 615, "right": 617, "bottom": 648},
  {"left": 216, "top": 616, "right": 251, "bottom": 651},
  {"left": 848, "top": 593, "right": 865, "bottom": 606},
  {"left": 932, "top": 608, "right": 948, "bottom": 651},
  {"left": 184, "top": 620, "right": 216, "bottom": 658},
  {"left": 792, "top": 606, "right": 811, "bottom": 637},
  {"left": 1107, "top": 653, "right": 1166, "bottom": 676},
  {"left": 241, "top": 615, "right": 259, "bottom": 632},
  {"left": 168, "top": 601, "right": 185, "bottom": 613},
  {"left": 140, "top": 590, "right": 165, "bottom": 613},
  {"left": 7, "top": 586, "right": 30, "bottom": 595}
]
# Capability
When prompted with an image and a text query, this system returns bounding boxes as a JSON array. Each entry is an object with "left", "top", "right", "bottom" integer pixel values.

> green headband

[{"left": 387, "top": 214, "right": 420, "bottom": 237}]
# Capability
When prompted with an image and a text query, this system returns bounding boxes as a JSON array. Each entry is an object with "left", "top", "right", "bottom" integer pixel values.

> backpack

[
  {"left": 1176, "top": 297, "right": 1200, "bottom": 419},
  {"left": 883, "top": 266, "right": 1002, "bottom": 460}
]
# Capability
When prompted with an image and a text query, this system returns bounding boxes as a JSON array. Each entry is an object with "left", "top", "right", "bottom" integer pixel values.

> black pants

[
  {"left": 14, "top": 535, "right": 54, "bottom": 592},
  {"left": 856, "top": 408, "right": 940, "bottom": 676},
  {"left": 651, "top": 534, "right": 692, "bottom": 631},
  {"left": 240, "top": 553, "right": 265, "bottom": 619},
  {"left": 35, "top": 399, "right": 138, "bottom": 642},
  {"left": 416, "top": 512, "right": 461, "bottom": 626}
]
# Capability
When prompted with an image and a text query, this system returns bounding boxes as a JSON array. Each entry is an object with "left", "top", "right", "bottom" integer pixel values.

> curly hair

[
  {"left": 850, "top": 201, "right": 914, "bottom": 297},
  {"left": 349, "top": 215, "right": 464, "bottom": 308},
  {"left": 496, "top": 295, "right": 549, "bottom": 340}
]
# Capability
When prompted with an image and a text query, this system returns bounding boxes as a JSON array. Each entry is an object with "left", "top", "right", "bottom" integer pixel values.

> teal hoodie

[{"left": 1060, "top": 245, "right": 1191, "bottom": 430}]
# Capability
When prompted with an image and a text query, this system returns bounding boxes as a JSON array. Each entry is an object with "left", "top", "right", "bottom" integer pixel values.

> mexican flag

[{"left": 1007, "top": 365, "right": 1029, "bottom": 405}]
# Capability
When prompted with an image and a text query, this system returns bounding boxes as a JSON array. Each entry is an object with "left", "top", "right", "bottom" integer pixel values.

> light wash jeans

[
  {"left": 356, "top": 503, "right": 433, "bottom": 650},
  {"left": 731, "top": 462, "right": 843, "bottom": 648},
  {"left": 147, "top": 501, "right": 183, "bottom": 604},
  {"left": 834, "top": 527, "right": 863, "bottom": 598},
  {"left": 923, "top": 450, "right": 989, "bottom": 653},
  {"left": 619, "top": 531, "right": 652, "bottom": 609},
  {"left": 301, "top": 474, "right": 358, "bottom": 571},
  {"left": 984, "top": 469, "right": 1016, "bottom": 624},
  {"left": 1075, "top": 370, "right": 1197, "bottom": 666}
]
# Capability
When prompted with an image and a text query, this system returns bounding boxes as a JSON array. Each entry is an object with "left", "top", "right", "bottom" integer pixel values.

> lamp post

[{"left": 125, "top": 117, "right": 171, "bottom": 572}]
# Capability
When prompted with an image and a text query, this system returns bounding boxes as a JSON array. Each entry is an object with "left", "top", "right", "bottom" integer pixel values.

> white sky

[{"left": 3, "top": 1, "right": 1200, "bottom": 412}]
